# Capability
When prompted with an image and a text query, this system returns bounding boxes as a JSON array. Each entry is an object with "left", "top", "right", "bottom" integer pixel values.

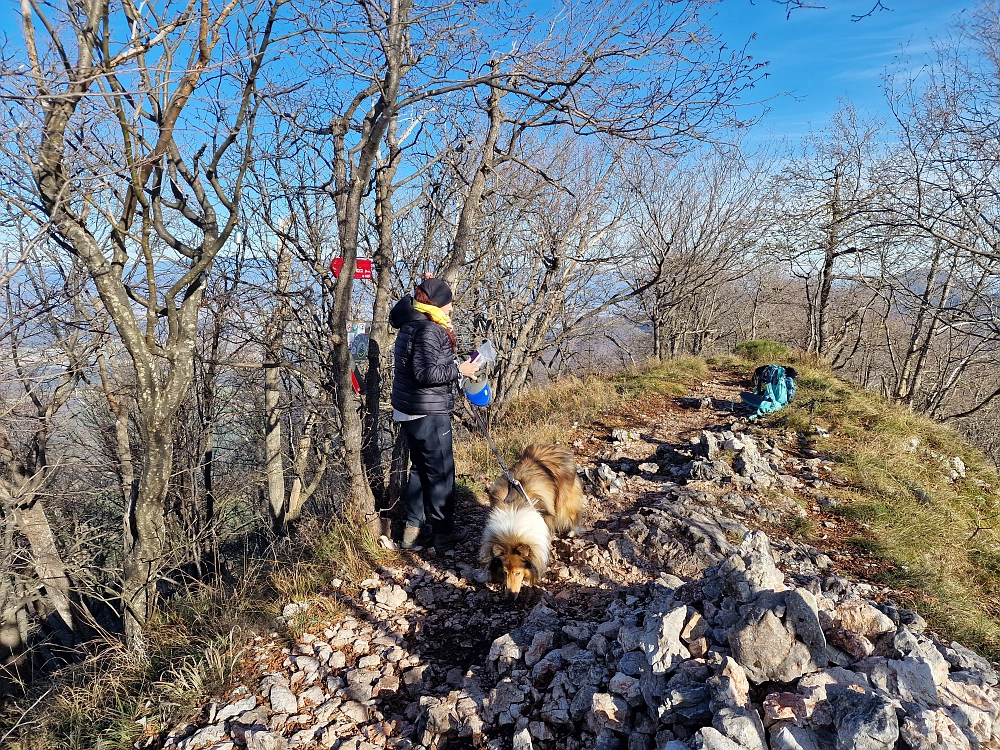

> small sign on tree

[{"left": 330, "top": 257, "right": 373, "bottom": 279}]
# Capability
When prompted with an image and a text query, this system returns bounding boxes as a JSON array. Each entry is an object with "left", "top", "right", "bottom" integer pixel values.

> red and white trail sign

[{"left": 330, "top": 257, "right": 373, "bottom": 279}]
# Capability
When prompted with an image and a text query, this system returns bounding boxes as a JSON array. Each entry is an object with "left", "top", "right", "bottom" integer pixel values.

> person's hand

[{"left": 459, "top": 358, "right": 484, "bottom": 378}]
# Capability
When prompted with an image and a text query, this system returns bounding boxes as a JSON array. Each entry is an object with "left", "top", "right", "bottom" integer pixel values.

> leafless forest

[{"left": 0, "top": 0, "right": 998, "bottom": 686}]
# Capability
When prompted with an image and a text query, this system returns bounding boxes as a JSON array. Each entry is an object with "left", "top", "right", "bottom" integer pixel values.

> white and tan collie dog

[{"left": 480, "top": 444, "right": 583, "bottom": 598}]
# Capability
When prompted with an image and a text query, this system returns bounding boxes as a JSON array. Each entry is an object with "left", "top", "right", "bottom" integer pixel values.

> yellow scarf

[{"left": 412, "top": 299, "right": 453, "bottom": 331}]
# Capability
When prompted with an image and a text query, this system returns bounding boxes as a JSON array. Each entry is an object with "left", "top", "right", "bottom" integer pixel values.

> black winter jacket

[{"left": 390, "top": 296, "right": 460, "bottom": 415}]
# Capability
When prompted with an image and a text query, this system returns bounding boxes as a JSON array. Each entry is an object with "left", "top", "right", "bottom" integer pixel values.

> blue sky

[
  {"left": 709, "top": 0, "right": 969, "bottom": 143},
  {"left": 0, "top": 0, "right": 965, "bottom": 144}
]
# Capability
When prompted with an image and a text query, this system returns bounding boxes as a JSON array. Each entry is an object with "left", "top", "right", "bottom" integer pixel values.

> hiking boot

[
  {"left": 401, "top": 524, "right": 432, "bottom": 550},
  {"left": 432, "top": 526, "right": 469, "bottom": 552}
]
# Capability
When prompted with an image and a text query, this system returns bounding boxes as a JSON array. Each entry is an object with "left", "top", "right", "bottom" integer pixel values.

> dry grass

[
  {"left": 614, "top": 357, "right": 709, "bottom": 398},
  {"left": 723, "top": 355, "right": 1000, "bottom": 657},
  {"left": 456, "top": 358, "right": 707, "bottom": 482},
  {"left": 2, "top": 583, "right": 264, "bottom": 750},
  {"left": 457, "top": 374, "right": 623, "bottom": 475},
  {"left": 1, "top": 520, "right": 392, "bottom": 750},
  {"left": 268, "top": 520, "right": 390, "bottom": 604},
  {"left": 267, "top": 520, "right": 394, "bottom": 638}
]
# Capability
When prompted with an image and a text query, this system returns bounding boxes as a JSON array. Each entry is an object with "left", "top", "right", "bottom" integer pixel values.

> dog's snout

[{"left": 504, "top": 588, "right": 519, "bottom": 601}]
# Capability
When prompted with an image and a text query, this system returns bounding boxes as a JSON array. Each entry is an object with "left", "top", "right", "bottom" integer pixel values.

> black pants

[{"left": 400, "top": 414, "right": 455, "bottom": 534}]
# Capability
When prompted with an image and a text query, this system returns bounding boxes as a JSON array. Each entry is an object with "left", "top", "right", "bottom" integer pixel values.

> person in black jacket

[{"left": 389, "top": 277, "right": 482, "bottom": 550}]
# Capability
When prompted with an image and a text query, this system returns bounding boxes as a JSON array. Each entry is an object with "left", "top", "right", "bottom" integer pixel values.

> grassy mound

[
  {"left": 722, "top": 355, "right": 1000, "bottom": 657},
  {"left": 734, "top": 339, "right": 790, "bottom": 362}
]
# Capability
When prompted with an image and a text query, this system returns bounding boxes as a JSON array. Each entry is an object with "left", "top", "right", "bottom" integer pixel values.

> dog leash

[{"left": 463, "top": 396, "right": 535, "bottom": 508}]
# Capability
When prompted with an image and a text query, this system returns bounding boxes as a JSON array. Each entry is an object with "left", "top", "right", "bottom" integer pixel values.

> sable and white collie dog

[{"left": 480, "top": 444, "right": 584, "bottom": 598}]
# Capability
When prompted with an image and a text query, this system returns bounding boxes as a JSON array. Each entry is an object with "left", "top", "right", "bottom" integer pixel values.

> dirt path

[{"left": 157, "top": 365, "right": 896, "bottom": 750}]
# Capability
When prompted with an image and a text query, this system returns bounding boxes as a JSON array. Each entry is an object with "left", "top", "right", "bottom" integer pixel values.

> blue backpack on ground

[{"left": 741, "top": 363, "right": 797, "bottom": 420}]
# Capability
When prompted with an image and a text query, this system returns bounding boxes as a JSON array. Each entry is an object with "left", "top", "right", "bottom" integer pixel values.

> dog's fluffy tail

[
  {"left": 521, "top": 444, "right": 583, "bottom": 534},
  {"left": 480, "top": 504, "right": 551, "bottom": 576},
  {"left": 522, "top": 444, "right": 577, "bottom": 486}
]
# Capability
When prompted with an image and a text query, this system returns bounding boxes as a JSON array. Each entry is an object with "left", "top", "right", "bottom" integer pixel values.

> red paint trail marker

[{"left": 330, "top": 257, "right": 373, "bottom": 279}]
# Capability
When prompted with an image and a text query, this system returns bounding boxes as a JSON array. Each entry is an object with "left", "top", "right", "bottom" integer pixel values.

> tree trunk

[
  {"left": 265, "top": 224, "right": 293, "bottom": 534},
  {"left": 122, "top": 425, "right": 172, "bottom": 649},
  {"left": 0, "top": 425, "right": 77, "bottom": 643},
  {"left": 264, "top": 360, "right": 286, "bottom": 534},
  {"left": 894, "top": 243, "right": 954, "bottom": 405},
  {"left": 327, "top": 0, "right": 410, "bottom": 528},
  {"left": 385, "top": 429, "right": 409, "bottom": 521},
  {"left": 815, "top": 167, "right": 841, "bottom": 357},
  {"left": 441, "top": 79, "right": 505, "bottom": 287},
  {"left": 328, "top": 122, "right": 376, "bottom": 524},
  {"left": 285, "top": 413, "right": 328, "bottom": 525},
  {"left": 0, "top": 570, "right": 31, "bottom": 687},
  {"left": 11, "top": 501, "right": 75, "bottom": 640},
  {"left": 364, "top": 118, "right": 401, "bottom": 510},
  {"left": 329, "top": 312, "right": 375, "bottom": 524}
]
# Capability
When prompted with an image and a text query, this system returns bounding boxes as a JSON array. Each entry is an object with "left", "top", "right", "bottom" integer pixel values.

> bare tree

[
  {"left": 271, "top": 0, "right": 764, "bottom": 524},
  {"left": 0, "top": 242, "right": 97, "bottom": 646},
  {"left": 1, "top": 0, "right": 287, "bottom": 648},
  {"left": 774, "top": 105, "right": 884, "bottom": 357},
  {"left": 451, "top": 138, "right": 629, "bottom": 410},
  {"left": 618, "top": 146, "right": 776, "bottom": 358},
  {"left": 869, "top": 8, "right": 1000, "bottom": 416},
  {"left": 244, "top": 140, "right": 343, "bottom": 535},
  {"left": 438, "top": 1, "right": 766, "bottom": 285}
]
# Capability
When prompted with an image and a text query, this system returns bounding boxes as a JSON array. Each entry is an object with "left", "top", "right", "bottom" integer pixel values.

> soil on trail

[
  {"left": 359, "top": 365, "right": 894, "bottom": 699},
  {"left": 160, "top": 364, "right": 904, "bottom": 750},
  {"left": 391, "top": 370, "right": 753, "bottom": 681}
]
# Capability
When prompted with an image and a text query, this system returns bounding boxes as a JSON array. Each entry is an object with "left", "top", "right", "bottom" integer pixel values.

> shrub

[{"left": 734, "top": 339, "right": 789, "bottom": 362}]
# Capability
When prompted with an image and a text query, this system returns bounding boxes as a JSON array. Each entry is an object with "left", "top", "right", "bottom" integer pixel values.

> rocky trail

[{"left": 155, "top": 369, "right": 998, "bottom": 750}]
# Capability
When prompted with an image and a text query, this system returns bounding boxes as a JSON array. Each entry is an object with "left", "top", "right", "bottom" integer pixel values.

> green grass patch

[
  {"left": 762, "top": 356, "right": 1000, "bottom": 657},
  {"left": 832, "top": 498, "right": 891, "bottom": 524},
  {"left": 734, "top": 339, "right": 790, "bottom": 362},
  {"left": 784, "top": 516, "right": 815, "bottom": 540},
  {"left": 847, "top": 536, "right": 884, "bottom": 556}
]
